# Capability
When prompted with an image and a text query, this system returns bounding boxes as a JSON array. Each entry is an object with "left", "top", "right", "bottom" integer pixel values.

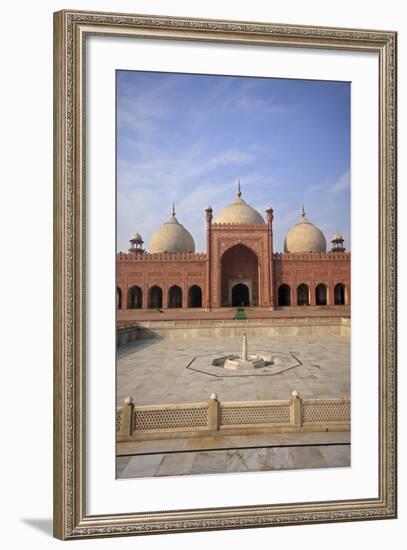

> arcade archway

[
  {"left": 116, "top": 287, "right": 122, "bottom": 309},
  {"left": 188, "top": 285, "right": 202, "bottom": 307},
  {"left": 315, "top": 283, "right": 327, "bottom": 305},
  {"left": 334, "top": 283, "right": 346, "bottom": 305},
  {"left": 168, "top": 285, "right": 182, "bottom": 308},
  {"left": 297, "top": 283, "right": 309, "bottom": 306},
  {"left": 128, "top": 285, "right": 142, "bottom": 309},
  {"left": 278, "top": 284, "right": 291, "bottom": 306},
  {"left": 148, "top": 286, "right": 162, "bottom": 308}
]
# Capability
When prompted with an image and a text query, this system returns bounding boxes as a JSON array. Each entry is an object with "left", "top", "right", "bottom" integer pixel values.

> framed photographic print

[{"left": 53, "top": 9, "right": 397, "bottom": 540}]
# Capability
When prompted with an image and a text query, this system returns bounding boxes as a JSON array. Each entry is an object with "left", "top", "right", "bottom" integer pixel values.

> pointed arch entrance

[
  {"left": 297, "top": 283, "right": 309, "bottom": 306},
  {"left": 315, "top": 283, "right": 327, "bottom": 305},
  {"left": 278, "top": 284, "right": 291, "bottom": 306},
  {"left": 168, "top": 285, "right": 182, "bottom": 308},
  {"left": 128, "top": 285, "right": 142, "bottom": 309},
  {"left": 221, "top": 244, "right": 259, "bottom": 307},
  {"left": 334, "top": 283, "right": 346, "bottom": 305},
  {"left": 148, "top": 286, "right": 162, "bottom": 308},
  {"left": 188, "top": 285, "right": 202, "bottom": 307},
  {"left": 116, "top": 287, "right": 122, "bottom": 309}
]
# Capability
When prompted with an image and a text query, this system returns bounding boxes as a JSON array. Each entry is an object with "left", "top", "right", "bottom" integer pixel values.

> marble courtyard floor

[
  {"left": 116, "top": 335, "right": 350, "bottom": 478},
  {"left": 117, "top": 335, "right": 350, "bottom": 405}
]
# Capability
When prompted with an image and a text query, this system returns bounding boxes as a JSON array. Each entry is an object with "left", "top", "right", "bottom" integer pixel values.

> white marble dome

[
  {"left": 284, "top": 209, "right": 326, "bottom": 253},
  {"left": 214, "top": 185, "right": 265, "bottom": 225},
  {"left": 131, "top": 232, "right": 143, "bottom": 242},
  {"left": 149, "top": 210, "right": 195, "bottom": 253}
]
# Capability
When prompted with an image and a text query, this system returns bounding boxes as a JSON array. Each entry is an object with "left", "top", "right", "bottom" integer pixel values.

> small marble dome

[
  {"left": 331, "top": 232, "right": 344, "bottom": 242},
  {"left": 284, "top": 207, "right": 326, "bottom": 253},
  {"left": 149, "top": 205, "right": 195, "bottom": 253},
  {"left": 131, "top": 232, "right": 143, "bottom": 242},
  {"left": 214, "top": 182, "right": 265, "bottom": 225}
]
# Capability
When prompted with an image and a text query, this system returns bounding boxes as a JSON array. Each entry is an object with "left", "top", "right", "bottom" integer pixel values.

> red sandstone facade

[{"left": 117, "top": 207, "right": 350, "bottom": 310}]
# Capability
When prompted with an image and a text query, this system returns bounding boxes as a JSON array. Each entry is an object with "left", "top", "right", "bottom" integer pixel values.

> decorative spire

[
  {"left": 172, "top": 202, "right": 176, "bottom": 217},
  {"left": 237, "top": 179, "right": 242, "bottom": 198},
  {"left": 301, "top": 204, "right": 305, "bottom": 218},
  {"left": 205, "top": 205, "right": 213, "bottom": 223},
  {"left": 266, "top": 206, "right": 274, "bottom": 223}
]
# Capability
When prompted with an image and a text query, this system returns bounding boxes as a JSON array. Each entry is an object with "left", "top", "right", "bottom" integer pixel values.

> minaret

[
  {"left": 128, "top": 232, "right": 144, "bottom": 254},
  {"left": 330, "top": 233, "right": 346, "bottom": 253},
  {"left": 266, "top": 205, "right": 275, "bottom": 309},
  {"left": 205, "top": 205, "right": 213, "bottom": 311}
]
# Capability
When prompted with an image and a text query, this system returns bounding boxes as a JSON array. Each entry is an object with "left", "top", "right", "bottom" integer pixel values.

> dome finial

[
  {"left": 301, "top": 204, "right": 305, "bottom": 218},
  {"left": 172, "top": 202, "right": 176, "bottom": 217},
  {"left": 237, "top": 179, "right": 242, "bottom": 198}
]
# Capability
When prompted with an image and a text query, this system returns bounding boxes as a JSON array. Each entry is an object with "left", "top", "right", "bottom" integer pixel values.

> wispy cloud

[
  {"left": 117, "top": 147, "right": 255, "bottom": 195},
  {"left": 227, "top": 94, "right": 290, "bottom": 116},
  {"left": 330, "top": 170, "right": 350, "bottom": 193}
]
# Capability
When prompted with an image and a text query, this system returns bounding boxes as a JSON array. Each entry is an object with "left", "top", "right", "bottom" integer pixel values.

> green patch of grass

[{"left": 234, "top": 308, "right": 247, "bottom": 320}]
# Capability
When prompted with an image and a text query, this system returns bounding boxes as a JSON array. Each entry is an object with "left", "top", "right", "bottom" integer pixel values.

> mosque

[{"left": 117, "top": 184, "right": 350, "bottom": 311}]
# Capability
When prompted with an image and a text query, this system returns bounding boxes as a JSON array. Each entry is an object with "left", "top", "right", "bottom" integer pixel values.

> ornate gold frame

[{"left": 53, "top": 9, "right": 397, "bottom": 540}]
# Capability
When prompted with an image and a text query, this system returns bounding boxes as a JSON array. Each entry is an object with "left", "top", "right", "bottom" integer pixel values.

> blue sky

[{"left": 117, "top": 71, "right": 350, "bottom": 253}]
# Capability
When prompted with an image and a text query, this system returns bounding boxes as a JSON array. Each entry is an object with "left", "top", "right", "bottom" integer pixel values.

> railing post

[
  {"left": 122, "top": 396, "right": 135, "bottom": 436},
  {"left": 208, "top": 393, "right": 219, "bottom": 431},
  {"left": 290, "top": 390, "right": 302, "bottom": 428}
]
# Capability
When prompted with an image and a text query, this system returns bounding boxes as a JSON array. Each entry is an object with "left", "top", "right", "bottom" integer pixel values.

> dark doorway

[
  {"left": 148, "top": 286, "right": 162, "bottom": 308},
  {"left": 116, "top": 287, "right": 122, "bottom": 309},
  {"left": 297, "top": 283, "right": 309, "bottom": 306},
  {"left": 315, "top": 283, "right": 327, "bottom": 305},
  {"left": 278, "top": 284, "right": 291, "bottom": 306},
  {"left": 232, "top": 283, "right": 250, "bottom": 307},
  {"left": 168, "top": 285, "right": 182, "bottom": 308},
  {"left": 188, "top": 285, "right": 202, "bottom": 307},
  {"left": 334, "top": 283, "right": 346, "bottom": 305},
  {"left": 128, "top": 285, "right": 142, "bottom": 308}
]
